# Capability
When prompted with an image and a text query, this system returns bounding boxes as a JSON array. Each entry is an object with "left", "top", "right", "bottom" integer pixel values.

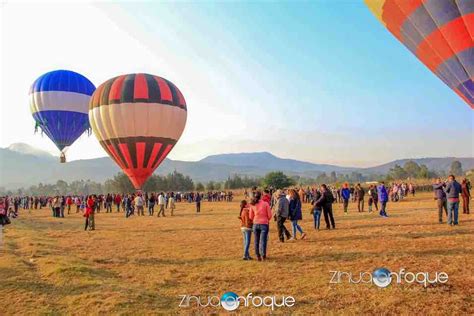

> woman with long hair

[
  {"left": 238, "top": 200, "right": 253, "bottom": 260},
  {"left": 249, "top": 191, "right": 272, "bottom": 261},
  {"left": 289, "top": 189, "right": 306, "bottom": 240}
]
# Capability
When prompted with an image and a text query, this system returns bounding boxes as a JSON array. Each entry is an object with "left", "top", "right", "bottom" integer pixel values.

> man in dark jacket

[
  {"left": 433, "top": 178, "right": 447, "bottom": 223},
  {"left": 445, "top": 175, "right": 462, "bottom": 226},
  {"left": 355, "top": 184, "right": 365, "bottom": 212},
  {"left": 273, "top": 190, "right": 291, "bottom": 242}
]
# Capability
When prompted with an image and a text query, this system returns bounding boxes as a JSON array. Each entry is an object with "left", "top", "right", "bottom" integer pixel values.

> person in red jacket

[
  {"left": 262, "top": 189, "right": 271, "bottom": 204},
  {"left": 84, "top": 195, "right": 95, "bottom": 231},
  {"left": 66, "top": 196, "right": 73, "bottom": 214},
  {"left": 114, "top": 194, "right": 122, "bottom": 212}
]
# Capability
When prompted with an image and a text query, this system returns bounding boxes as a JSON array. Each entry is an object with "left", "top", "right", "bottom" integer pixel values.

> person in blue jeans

[
  {"left": 445, "top": 175, "right": 462, "bottom": 226},
  {"left": 238, "top": 200, "right": 253, "bottom": 260},
  {"left": 289, "top": 189, "right": 306, "bottom": 240},
  {"left": 311, "top": 189, "right": 322, "bottom": 230},
  {"left": 341, "top": 183, "right": 351, "bottom": 214},
  {"left": 377, "top": 182, "right": 389, "bottom": 217},
  {"left": 249, "top": 191, "right": 272, "bottom": 261}
]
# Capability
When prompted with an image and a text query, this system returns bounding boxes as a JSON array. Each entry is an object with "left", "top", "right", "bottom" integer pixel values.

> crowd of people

[
  {"left": 432, "top": 175, "right": 471, "bottom": 226},
  {"left": 0, "top": 177, "right": 471, "bottom": 260},
  {"left": 237, "top": 181, "right": 393, "bottom": 261}
]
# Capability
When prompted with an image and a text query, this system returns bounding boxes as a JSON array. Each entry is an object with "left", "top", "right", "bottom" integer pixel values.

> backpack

[{"left": 326, "top": 191, "right": 335, "bottom": 204}]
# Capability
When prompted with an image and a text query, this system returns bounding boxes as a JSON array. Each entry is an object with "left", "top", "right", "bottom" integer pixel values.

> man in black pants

[
  {"left": 274, "top": 190, "right": 291, "bottom": 242},
  {"left": 315, "top": 184, "right": 336, "bottom": 229},
  {"left": 195, "top": 193, "right": 201, "bottom": 213}
]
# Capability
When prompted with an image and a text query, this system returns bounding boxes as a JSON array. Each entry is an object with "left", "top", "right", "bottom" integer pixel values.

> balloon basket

[{"left": 60, "top": 153, "right": 66, "bottom": 163}]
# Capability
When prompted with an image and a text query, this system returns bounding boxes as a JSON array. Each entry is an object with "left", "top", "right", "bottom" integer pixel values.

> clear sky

[{"left": 1, "top": 1, "right": 473, "bottom": 167}]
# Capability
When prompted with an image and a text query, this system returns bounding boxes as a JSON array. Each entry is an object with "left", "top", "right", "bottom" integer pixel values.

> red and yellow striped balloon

[
  {"left": 89, "top": 73, "right": 187, "bottom": 189},
  {"left": 365, "top": 0, "right": 474, "bottom": 110}
]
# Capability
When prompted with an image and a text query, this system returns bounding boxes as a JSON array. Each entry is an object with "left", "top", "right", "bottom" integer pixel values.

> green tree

[
  {"left": 449, "top": 160, "right": 463, "bottom": 176},
  {"left": 261, "top": 171, "right": 294, "bottom": 189},
  {"left": 388, "top": 164, "right": 408, "bottom": 180},
  {"left": 195, "top": 182, "right": 205, "bottom": 191},
  {"left": 404, "top": 161, "right": 421, "bottom": 178}
]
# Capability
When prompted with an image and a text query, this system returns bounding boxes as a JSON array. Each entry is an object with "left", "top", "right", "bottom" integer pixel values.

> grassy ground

[{"left": 1, "top": 192, "right": 473, "bottom": 315}]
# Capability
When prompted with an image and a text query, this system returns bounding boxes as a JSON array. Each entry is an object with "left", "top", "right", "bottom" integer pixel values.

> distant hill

[
  {"left": 0, "top": 143, "right": 473, "bottom": 189},
  {"left": 200, "top": 152, "right": 356, "bottom": 173},
  {"left": 363, "top": 157, "right": 474, "bottom": 175}
]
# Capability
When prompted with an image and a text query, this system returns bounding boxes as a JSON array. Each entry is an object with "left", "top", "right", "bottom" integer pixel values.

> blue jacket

[
  {"left": 289, "top": 198, "right": 302, "bottom": 220},
  {"left": 341, "top": 188, "right": 351, "bottom": 201},
  {"left": 377, "top": 185, "right": 388, "bottom": 202},
  {"left": 445, "top": 180, "right": 462, "bottom": 199}
]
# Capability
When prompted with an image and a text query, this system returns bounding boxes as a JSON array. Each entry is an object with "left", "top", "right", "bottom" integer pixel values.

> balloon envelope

[
  {"left": 365, "top": 0, "right": 474, "bottom": 110},
  {"left": 89, "top": 73, "right": 187, "bottom": 189},
  {"left": 29, "top": 70, "right": 96, "bottom": 151}
]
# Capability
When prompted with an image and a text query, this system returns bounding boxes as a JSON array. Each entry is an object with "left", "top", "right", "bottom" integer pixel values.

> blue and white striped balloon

[{"left": 29, "top": 70, "right": 95, "bottom": 154}]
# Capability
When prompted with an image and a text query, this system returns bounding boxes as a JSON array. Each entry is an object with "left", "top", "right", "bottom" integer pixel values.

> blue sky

[{"left": 1, "top": 1, "right": 473, "bottom": 166}]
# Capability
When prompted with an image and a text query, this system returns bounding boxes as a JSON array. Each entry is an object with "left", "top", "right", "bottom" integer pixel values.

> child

[{"left": 238, "top": 200, "right": 253, "bottom": 260}]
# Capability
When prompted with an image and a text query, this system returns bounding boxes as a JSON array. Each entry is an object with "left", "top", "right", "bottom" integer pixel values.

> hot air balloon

[
  {"left": 29, "top": 70, "right": 96, "bottom": 162},
  {"left": 365, "top": 0, "right": 474, "bottom": 110},
  {"left": 88, "top": 73, "right": 187, "bottom": 189}
]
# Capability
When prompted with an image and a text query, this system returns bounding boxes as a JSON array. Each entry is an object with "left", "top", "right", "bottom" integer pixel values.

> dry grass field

[{"left": 1, "top": 192, "right": 473, "bottom": 315}]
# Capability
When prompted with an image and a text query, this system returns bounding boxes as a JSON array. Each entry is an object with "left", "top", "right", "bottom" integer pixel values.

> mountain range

[{"left": 1, "top": 143, "right": 473, "bottom": 189}]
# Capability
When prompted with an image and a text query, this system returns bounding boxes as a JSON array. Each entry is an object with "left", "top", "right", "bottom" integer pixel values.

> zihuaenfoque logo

[
  {"left": 179, "top": 292, "right": 296, "bottom": 310},
  {"left": 330, "top": 267, "right": 449, "bottom": 288}
]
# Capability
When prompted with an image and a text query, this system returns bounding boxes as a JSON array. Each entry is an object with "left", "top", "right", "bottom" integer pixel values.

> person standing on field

[
  {"left": 195, "top": 193, "right": 202, "bottom": 213},
  {"left": 238, "top": 200, "right": 253, "bottom": 260},
  {"left": 377, "top": 182, "right": 389, "bottom": 217},
  {"left": 445, "top": 175, "right": 462, "bottom": 226},
  {"left": 168, "top": 192, "right": 176, "bottom": 216},
  {"left": 341, "top": 183, "right": 351, "bottom": 215},
  {"left": 249, "top": 191, "right": 272, "bottom": 261},
  {"left": 355, "top": 183, "right": 365, "bottom": 212},
  {"left": 461, "top": 178, "right": 470, "bottom": 214},
  {"left": 273, "top": 190, "right": 292, "bottom": 242},
  {"left": 134, "top": 194, "right": 144, "bottom": 216},
  {"left": 433, "top": 178, "right": 448, "bottom": 223},
  {"left": 157, "top": 192, "right": 166, "bottom": 217}
]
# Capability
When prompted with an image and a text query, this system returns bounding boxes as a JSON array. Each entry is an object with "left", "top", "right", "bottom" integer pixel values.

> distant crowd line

[{"left": 0, "top": 177, "right": 471, "bottom": 252}]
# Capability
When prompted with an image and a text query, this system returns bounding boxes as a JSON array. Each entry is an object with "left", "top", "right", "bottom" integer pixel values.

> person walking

[
  {"left": 249, "top": 191, "right": 272, "bottom": 261},
  {"left": 461, "top": 178, "right": 471, "bottom": 214},
  {"left": 273, "top": 190, "right": 292, "bottom": 242},
  {"left": 377, "top": 182, "right": 389, "bottom": 217},
  {"left": 445, "top": 175, "right": 462, "bottom": 226},
  {"left": 157, "top": 192, "right": 166, "bottom": 217},
  {"left": 238, "top": 200, "right": 253, "bottom": 260},
  {"left": 289, "top": 189, "right": 306, "bottom": 240},
  {"left": 433, "top": 178, "right": 448, "bottom": 223},
  {"left": 355, "top": 183, "right": 365, "bottom": 212},
  {"left": 341, "top": 183, "right": 350, "bottom": 215}
]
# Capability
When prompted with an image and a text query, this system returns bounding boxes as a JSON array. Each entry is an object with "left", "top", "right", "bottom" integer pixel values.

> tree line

[{"left": 0, "top": 160, "right": 470, "bottom": 196}]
